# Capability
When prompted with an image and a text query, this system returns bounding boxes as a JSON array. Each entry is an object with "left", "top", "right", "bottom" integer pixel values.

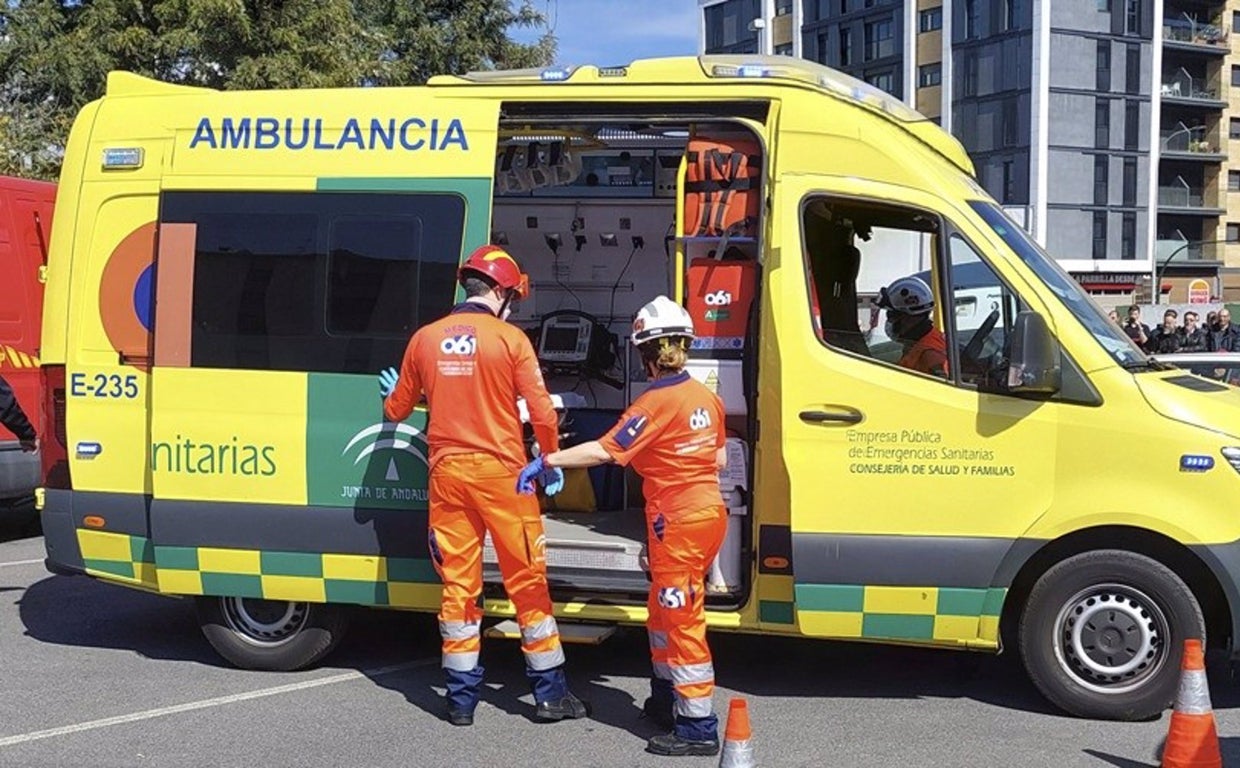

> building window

[
  {"left": 1125, "top": 0, "right": 1139, "bottom": 34},
  {"left": 962, "top": 51, "right": 978, "bottom": 96},
  {"left": 919, "top": 63, "right": 942, "bottom": 87},
  {"left": 1230, "top": 171, "right": 1240, "bottom": 191},
  {"left": 864, "top": 17, "right": 894, "bottom": 60},
  {"left": 1231, "top": 118, "right": 1240, "bottom": 140},
  {"left": 774, "top": 42, "right": 794, "bottom": 55},
  {"left": 1096, "top": 42, "right": 1110, "bottom": 92},
  {"left": 1123, "top": 158, "right": 1137, "bottom": 206},
  {"left": 919, "top": 7, "right": 943, "bottom": 32},
  {"left": 1234, "top": 11, "right": 1240, "bottom": 33},
  {"left": 776, "top": 0, "right": 794, "bottom": 15},
  {"left": 867, "top": 70, "right": 896, "bottom": 94},
  {"left": 965, "top": 0, "right": 979, "bottom": 38},
  {"left": 1002, "top": 160, "right": 1015, "bottom": 203},
  {"left": 1229, "top": 223, "right": 1240, "bottom": 241},
  {"left": 840, "top": 28, "right": 852, "bottom": 65},
  {"left": 839, "top": 0, "right": 848, "bottom": 15},
  {"left": 1094, "top": 156, "right": 1109, "bottom": 205},
  {"left": 1003, "top": 0, "right": 1018, "bottom": 31},
  {"left": 1002, "top": 99, "right": 1019, "bottom": 146},
  {"left": 1124, "top": 101, "right": 1139, "bottom": 150},
  {"left": 1125, "top": 44, "right": 1140, "bottom": 93},
  {"left": 816, "top": 32, "right": 830, "bottom": 64},
  {"left": 1095, "top": 99, "right": 1110, "bottom": 148},
  {"left": 1232, "top": 66, "right": 1240, "bottom": 87},
  {"left": 1097, "top": 0, "right": 1111, "bottom": 10},
  {"left": 1093, "top": 212, "right": 1107, "bottom": 259},
  {"left": 1121, "top": 214, "right": 1136, "bottom": 260}
]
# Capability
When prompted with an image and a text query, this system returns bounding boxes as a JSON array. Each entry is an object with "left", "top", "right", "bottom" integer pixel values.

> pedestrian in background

[
  {"left": 1147, "top": 308, "right": 1181, "bottom": 355},
  {"left": 0, "top": 375, "right": 37, "bottom": 452},
  {"left": 380, "top": 245, "right": 588, "bottom": 727},
  {"left": 1179, "top": 311, "right": 1207, "bottom": 353},
  {"left": 1208, "top": 307, "right": 1239, "bottom": 352},
  {"left": 1121, "top": 304, "right": 1151, "bottom": 350}
]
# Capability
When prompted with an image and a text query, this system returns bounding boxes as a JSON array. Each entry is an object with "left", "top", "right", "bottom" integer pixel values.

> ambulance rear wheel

[
  {"left": 1018, "top": 549, "right": 1204, "bottom": 721},
  {"left": 195, "top": 596, "right": 349, "bottom": 671}
]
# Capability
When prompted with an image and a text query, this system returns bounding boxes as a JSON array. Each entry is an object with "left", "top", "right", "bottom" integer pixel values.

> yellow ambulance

[{"left": 37, "top": 55, "right": 1240, "bottom": 721}]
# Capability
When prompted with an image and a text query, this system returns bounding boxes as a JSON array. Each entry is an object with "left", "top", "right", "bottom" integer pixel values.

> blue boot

[{"left": 444, "top": 666, "right": 484, "bottom": 726}]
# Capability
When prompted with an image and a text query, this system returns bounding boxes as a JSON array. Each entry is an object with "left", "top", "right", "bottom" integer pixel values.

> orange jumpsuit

[
  {"left": 899, "top": 326, "right": 948, "bottom": 377},
  {"left": 384, "top": 302, "right": 564, "bottom": 705},
  {"left": 599, "top": 371, "right": 727, "bottom": 739}
]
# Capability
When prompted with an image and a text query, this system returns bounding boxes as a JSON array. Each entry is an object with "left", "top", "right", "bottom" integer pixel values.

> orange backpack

[{"left": 683, "top": 136, "right": 762, "bottom": 239}]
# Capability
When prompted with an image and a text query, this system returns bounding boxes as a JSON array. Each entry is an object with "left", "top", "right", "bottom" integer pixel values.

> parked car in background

[
  {"left": 1151, "top": 353, "right": 1240, "bottom": 386},
  {"left": 0, "top": 175, "right": 56, "bottom": 514}
]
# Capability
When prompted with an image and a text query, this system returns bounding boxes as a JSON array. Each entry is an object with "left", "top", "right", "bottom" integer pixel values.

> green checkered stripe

[{"left": 793, "top": 584, "right": 1007, "bottom": 647}]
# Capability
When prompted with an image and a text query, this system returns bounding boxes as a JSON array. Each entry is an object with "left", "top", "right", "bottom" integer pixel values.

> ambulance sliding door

[{"left": 779, "top": 175, "right": 1059, "bottom": 649}]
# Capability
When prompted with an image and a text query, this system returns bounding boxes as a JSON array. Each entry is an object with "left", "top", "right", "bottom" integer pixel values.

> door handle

[{"left": 799, "top": 409, "right": 862, "bottom": 425}]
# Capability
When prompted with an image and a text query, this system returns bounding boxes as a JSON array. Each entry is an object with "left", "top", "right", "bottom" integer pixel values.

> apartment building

[{"left": 699, "top": 0, "right": 1240, "bottom": 302}]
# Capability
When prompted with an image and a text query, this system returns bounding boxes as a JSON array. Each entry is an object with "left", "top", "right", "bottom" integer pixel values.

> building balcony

[
  {"left": 1160, "top": 81, "right": 1226, "bottom": 109},
  {"left": 1160, "top": 127, "right": 1226, "bottom": 161},
  {"left": 1157, "top": 185, "right": 1225, "bottom": 215},
  {"left": 1156, "top": 239, "right": 1222, "bottom": 262},
  {"left": 1162, "top": 20, "right": 1229, "bottom": 54}
]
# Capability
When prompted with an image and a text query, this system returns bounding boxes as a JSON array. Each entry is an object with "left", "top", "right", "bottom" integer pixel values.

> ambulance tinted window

[{"left": 160, "top": 191, "right": 464, "bottom": 374}]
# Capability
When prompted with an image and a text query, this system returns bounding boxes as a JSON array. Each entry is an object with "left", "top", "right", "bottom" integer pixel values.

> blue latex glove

[
  {"left": 516, "top": 456, "right": 545, "bottom": 495},
  {"left": 538, "top": 466, "right": 565, "bottom": 496},
  {"left": 378, "top": 367, "right": 400, "bottom": 398}
]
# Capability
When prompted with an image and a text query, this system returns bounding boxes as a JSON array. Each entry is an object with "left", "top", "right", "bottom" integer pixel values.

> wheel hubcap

[
  {"left": 1053, "top": 584, "right": 1168, "bottom": 694},
  {"left": 221, "top": 597, "right": 309, "bottom": 647}
]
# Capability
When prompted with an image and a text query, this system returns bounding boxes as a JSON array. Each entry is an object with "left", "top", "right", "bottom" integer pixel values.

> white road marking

[
  {"left": 0, "top": 657, "right": 439, "bottom": 748},
  {"left": 0, "top": 559, "right": 42, "bottom": 568}
]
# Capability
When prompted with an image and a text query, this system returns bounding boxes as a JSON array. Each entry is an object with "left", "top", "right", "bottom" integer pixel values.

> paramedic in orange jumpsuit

[
  {"left": 517, "top": 296, "right": 727, "bottom": 757},
  {"left": 877, "top": 275, "right": 948, "bottom": 377},
  {"left": 380, "top": 245, "right": 588, "bottom": 726}
]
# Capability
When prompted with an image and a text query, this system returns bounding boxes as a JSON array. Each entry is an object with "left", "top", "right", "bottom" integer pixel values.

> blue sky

[{"left": 511, "top": 0, "right": 699, "bottom": 67}]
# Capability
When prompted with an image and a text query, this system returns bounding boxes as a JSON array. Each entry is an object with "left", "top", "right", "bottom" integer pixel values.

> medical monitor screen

[{"left": 542, "top": 326, "right": 580, "bottom": 353}]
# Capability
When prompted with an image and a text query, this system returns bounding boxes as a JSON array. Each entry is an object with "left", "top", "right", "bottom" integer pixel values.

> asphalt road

[{"left": 2, "top": 528, "right": 1240, "bottom": 768}]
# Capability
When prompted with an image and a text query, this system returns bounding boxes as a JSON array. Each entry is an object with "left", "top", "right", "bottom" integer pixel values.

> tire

[
  {"left": 1018, "top": 549, "right": 1205, "bottom": 720},
  {"left": 195, "top": 596, "right": 350, "bottom": 671}
]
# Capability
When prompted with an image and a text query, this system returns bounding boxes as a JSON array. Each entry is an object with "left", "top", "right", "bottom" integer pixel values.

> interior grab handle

[{"left": 799, "top": 409, "right": 862, "bottom": 425}]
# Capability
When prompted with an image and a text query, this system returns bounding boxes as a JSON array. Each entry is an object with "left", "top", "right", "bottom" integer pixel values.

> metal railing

[
  {"left": 1163, "top": 20, "right": 1228, "bottom": 47},
  {"left": 1155, "top": 239, "right": 1219, "bottom": 262},
  {"left": 1160, "top": 126, "right": 1218, "bottom": 153},
  {"left": 1160, "top": 81, "right": 1220, "bottom": 101},
  {"left": 1158, "top": 185, "right": 1213, "bottom": 208}
]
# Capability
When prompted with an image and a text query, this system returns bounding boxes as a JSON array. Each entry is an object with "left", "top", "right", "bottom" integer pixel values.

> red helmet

[{"left": 458, "top": 245, "right": 529, "bottom": 299}]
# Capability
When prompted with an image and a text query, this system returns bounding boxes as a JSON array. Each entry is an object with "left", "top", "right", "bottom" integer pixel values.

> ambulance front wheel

[
  {"left": 1018, "top": 549, "right": 1205, "bottom": 721},
  {"left": 195, "top": 596, "right": 350, "bottom": 671}
]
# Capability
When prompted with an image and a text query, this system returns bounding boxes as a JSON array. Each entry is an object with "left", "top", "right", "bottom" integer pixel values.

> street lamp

[{"left": 1154, "top": 237, "right": 1231, "bottom": 304}]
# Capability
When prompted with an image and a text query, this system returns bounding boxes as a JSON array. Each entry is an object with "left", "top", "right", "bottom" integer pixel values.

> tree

[{"left": 0, "top": 0, "right": 555, "bottom": 179}]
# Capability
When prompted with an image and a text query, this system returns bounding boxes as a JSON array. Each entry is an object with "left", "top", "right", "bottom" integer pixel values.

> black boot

[
  {"left": 445, "top": 709, "right": 474, "bottom": 727},
  {"left": 535, "top": 692, "right": 591, "bottom": 721},
  {"left": 640, "top": 696, "right": 674, "bottom": 730},
  {"left": 646, "top": 732, "right": 721, "bottom": 757}
]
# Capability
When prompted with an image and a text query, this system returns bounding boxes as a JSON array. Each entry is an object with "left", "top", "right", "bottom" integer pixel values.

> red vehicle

[{"left": 0, "top": 175, "right": 56, "bottom": 509}]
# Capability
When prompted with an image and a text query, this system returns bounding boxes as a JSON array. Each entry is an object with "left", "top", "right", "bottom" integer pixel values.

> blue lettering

[
  {"left": 400, "top": 118, "right": 426, "bottom": 150},
  {"left": 429, "top": 119, "right": 439, "bottom": 149},
  {"left": 189, "top": 118, "right": 217, "bottom": 149},
  {"left": 337, "top": 118, "right": 364, "bottom": 150},
  {"left": 370, "top": 119, "right": 395, "bottom": 150},
  {"left": 439, "top": 118, "right": 469, "bottom": 150},
  {"left": 70, "top": 372, "right": 86, "bottom": 397},
  {"left": 285, "top": 118, "right": 310, "bottom": 150},
  {"left": 221, "top": 118, "right": 251, "bottom": 149},
  {"left": 255, "top": 118, "right": 279, "bottom": 149},
  {"left": 313, "top": 119, "right": 333, "bottom": 150}
]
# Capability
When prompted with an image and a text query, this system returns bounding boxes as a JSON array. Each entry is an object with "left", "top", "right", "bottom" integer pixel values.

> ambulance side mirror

[{"left": 1005, "top": 311, "right": 1061, "bottom": 395}]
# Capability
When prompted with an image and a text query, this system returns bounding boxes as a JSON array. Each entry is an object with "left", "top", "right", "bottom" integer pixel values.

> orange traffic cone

[
  {"left": 1161, "top": 639, "right": 1221, "bottom": 768},
  {"left": 718, "top": 697, "right": 755, "bottom": 768}
]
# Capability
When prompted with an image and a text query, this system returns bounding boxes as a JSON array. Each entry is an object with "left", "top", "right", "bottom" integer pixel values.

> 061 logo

[
  {"left": 703, "top": 290, "right": 733, "bottom": 306},
  {"left": 688, "top": 407, "right": 712, "bottom": 430},
  {"left": 440, "top": 334, "right": 477, "bottom": 356},
  {"left": 657, "top": 586, "right": 686, "bottom": 609}
]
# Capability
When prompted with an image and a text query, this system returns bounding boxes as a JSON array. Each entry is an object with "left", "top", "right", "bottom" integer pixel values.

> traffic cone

[
  {"left": 718, "top": 697, "right": 755, "bottom": 768},
  {"left": 1161, "top": 639, "right": 1221, "bottom": 768}
]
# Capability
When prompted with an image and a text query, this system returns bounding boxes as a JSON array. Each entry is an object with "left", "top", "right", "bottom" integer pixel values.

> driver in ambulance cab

[
  {"left": 517, "top": 296, "right": 728, "bottom": 758},
  {"left": 379, "top": 244, "right": 589, "bottom": 727},
  {"left": 877, "top": 275, "right": 948, "bottom": 378}
]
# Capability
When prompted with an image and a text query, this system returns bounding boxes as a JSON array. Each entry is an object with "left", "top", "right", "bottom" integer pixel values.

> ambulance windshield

[{"left": 968, "top": 201, "right": 1146, "bottom": 367}]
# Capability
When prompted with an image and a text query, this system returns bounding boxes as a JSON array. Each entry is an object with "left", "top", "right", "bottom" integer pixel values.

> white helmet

[
  {"left": 631, "top": 295, "right": 695, "bottom": 346},
  {"left": 877, "top": 276, "right": 935, "bottom": 315}
]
